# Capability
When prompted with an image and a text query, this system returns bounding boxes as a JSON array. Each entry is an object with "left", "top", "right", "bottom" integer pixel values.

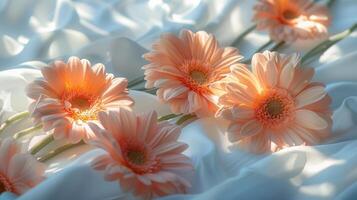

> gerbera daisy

[
  {"left": 143, "top": 29, "right": 243, "bottom": 117},
  {"left": 26, "top": 57, "right": 134, "bottom": 143},
  {"left": 217, "top": 51, "right": 332, "bottom": 153},
  {"left": 89, "top": 109, "right": 193, "bottom": 199},
  {"left": 0, "top": 138, "right": 45, "bottom": 195},
  {"left": 253, "top": 0, "right": 330, "bottom": 43}
]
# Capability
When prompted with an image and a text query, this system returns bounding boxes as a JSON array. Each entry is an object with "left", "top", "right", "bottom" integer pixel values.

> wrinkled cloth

[{"left": 0, "top": 0, "right": 357, "bottom": 200}]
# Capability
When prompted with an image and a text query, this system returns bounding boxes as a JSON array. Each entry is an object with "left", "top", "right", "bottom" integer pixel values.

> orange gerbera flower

[
  {"left": 217, "top": 51, "right": 332, "bottom": 153},
  {"left": 89, "top": 109, "right": 193, "bottom": 199},
  {"left": 0, "top": 138, "right": 45, "bottom": 195},
  {"left": 253, "top": 0, "right": 330, "bottom": 43},
  {"left": 143, "top": 29, "right": 243, "bottom": 117},
  {"left": 26, "top": 57, "right": 134, "bottom": 143}
]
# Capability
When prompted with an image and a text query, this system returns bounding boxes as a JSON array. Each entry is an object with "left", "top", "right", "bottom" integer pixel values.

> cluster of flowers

[{"left": 0, "top": 0, "right": 334, "bottom": 199}]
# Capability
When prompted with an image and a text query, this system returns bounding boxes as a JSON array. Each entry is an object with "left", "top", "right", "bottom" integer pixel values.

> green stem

[
  {"left": 270, "top": 41, "right": 285, "bottom": 51},
  {"left": 136, "top": 87, "right": 157, "bottom": 95},
  {"left": 327, "top": 0, "right": 336, "bottom": 7},
  {"left": 255, "top": 40, "right": 274, "bottom": 53},
  {"left": 0, "top": 111, "right": 29, "bottom": 134},
  {"left": 176, "top": 114, "right": 196, "bottom": 125},
  {"left": 158, "top": 113, "right": 182, "bottom": 122},
  {"left": 232, "top": 24, "right": 257, "bottom": 47},
  {"left": 242, "top": 40, "right": 275, "bottom": 64},
  {"left": 13, "top": 124, "right": 43, "bottom": 139},
  {"left": 38, "top": 141, "right": 85, "bottom": 162},
  {"left": 128, "top": 75, "right": 145, "bottom": 88},
  {"left": 242, "top": 58, "right": 251, "bottom": 64},
  {"left": 30, "top": 134, "right": 54, "bottom": 155},
  {"left": 301, "top": 23, "right": 357, "bottom": 65}
]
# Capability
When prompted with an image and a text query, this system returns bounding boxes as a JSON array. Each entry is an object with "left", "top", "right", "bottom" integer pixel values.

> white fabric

[{"left": 0, "top": 0, "right": 357, "bottom": 200}]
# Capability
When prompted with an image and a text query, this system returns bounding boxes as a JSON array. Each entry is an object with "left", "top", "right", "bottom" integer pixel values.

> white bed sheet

[{"left": 0, "top": 0, "right": 356, "bottom": 199}]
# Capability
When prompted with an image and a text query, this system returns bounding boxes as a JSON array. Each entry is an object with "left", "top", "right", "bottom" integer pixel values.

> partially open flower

[
  {"left": 0, "top": 138, "right": 45, "bottom": 195},
  {"left": 26, "top": 57, "right": 134, "bottom": 143},
  {"left": 253, "top": 0, "right": 330, "bottom": 43},
  {"left": 143, "top": 29, "right": 243, "bottom": 117},
  {"left": 217, "top": 51, "right": 332, "bottom": 153},
  {"left": 89, "top": 109, "right": 193, "bottom": 199}
]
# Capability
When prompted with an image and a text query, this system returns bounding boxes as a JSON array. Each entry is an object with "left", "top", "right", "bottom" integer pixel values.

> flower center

[
  {"left": 265, "top": 99, "right": 284, "bottom": 118},
  {"left": 179, "top": 59, "right": 212, "bottom": 94},
  {"left": 0, "top": 173, "right": 14, "bottom": 194},
  {"left": 62, "top": 91, "right": 101, "bottom": 122},
  {"left": 189, "top": 70, "right": 207, "bottom": 85},
  {"left": 282, "top": 9, "right": 299, "bottom": 20},
  {"left": 69, "top": 96, "right": 92, "bottom": 110},
  {"left": 120, "top": 140, "right": 161, "bottom": 174},
  {"left": 126, "top": 149, "right": 146, "bottom": 165},
  {"left": 255, "top": 89, "right": 294, "bottom": 128}
]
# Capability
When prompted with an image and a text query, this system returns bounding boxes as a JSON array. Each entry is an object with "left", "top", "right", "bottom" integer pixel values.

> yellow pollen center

[
  {"left": 255, "top": 89, "right": 294, "bottom": 128},
  {"left": 265, "top": 99, "right": 284, "bottom": 118},
  {"left": 63, "top": 92, "right": 101, "bottom": 122},
  {"left": 190, "top": 70, "right": 207, "bottom": 85},
  {"left": 282, "top": 9, "right": 299, "bottom": 20},
  {"left": 126, "top": 150, "right": 146, "bottom": 165},
  {"left": 70, "top": 96, "right": 92, "bottom": 110}
]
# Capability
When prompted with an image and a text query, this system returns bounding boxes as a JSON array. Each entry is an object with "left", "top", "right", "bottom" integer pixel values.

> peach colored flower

[
  {"left": 26, "top": 57, "right": 134, "bottom": 143},
  {"left": 89, "top": 109, "right": 193, "bottom": 199},
  {"left": 0, "top": 138, "right": 45, "bottom": 195},
  {"left": 143, "top": 29, "right": 243, "bottom": 117},
  {"left": 253, "top": 0, "right": 330, "bottom": 43},
  {"left": 217, "top": 51, "right": 332, "bottom": 153}
]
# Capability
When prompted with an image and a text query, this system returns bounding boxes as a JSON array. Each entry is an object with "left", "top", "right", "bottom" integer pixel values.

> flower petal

[
  {"left": 264, "top": 57, "right": 278, "bottom": 88},
  {"left": 279, "top": 53, "right": 300, "bottom": 88},
  {"left": 231, "top": 106, "right": 255, "bottom": 120},
  {"left": 295, "top": 109, "right": 328, "bottom": 130},
  {"left": 295, "top": 86, "right": 326, "bottom": 108},
  {"left": 240, "top": 120, "right": 263, "bottom": 138}
]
